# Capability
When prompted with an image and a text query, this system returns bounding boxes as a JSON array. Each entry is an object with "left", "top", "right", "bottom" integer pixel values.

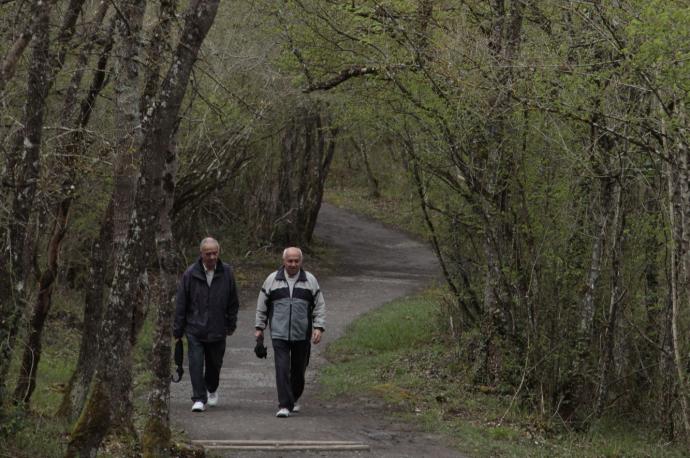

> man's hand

[
  {"left": 254, "top": 329, "right": 264, "bottom": 339},
  {"left": 311, "top": 328, "right": 322, "bottom": 344}
]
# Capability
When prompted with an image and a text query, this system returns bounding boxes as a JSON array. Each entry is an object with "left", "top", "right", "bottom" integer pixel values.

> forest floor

[{"left": 169, "top": 202, "right": 465, "bottom": 457}]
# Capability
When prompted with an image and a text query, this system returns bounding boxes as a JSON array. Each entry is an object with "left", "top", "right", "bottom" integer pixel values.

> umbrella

[{"left": 171, "top": 339, "right": 184, "bottom": 382}]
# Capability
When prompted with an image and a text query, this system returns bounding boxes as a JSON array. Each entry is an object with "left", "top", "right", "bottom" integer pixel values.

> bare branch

[
  {"left": 302, "top": 64, "right": 410, "bottom": 93},
  {"left": 0, "top": 31, "right": 32, "bottom": 89}
]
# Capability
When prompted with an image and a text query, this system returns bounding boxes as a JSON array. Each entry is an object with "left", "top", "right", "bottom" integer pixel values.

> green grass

[
  {"left": 318, "top": 290, "right": 689, "bottom": 458},
  {"left": 0, "top": 408, "right": 71, "bottom": 458},
  {"left": 0, "top": 289, "right": 82, "bottom": 457}
]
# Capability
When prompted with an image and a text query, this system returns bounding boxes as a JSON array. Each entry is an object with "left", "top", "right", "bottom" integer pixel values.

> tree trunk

[
  {"left": 108, "top": 0, "right": 148, "bottom": 437},
  {"left": 578, "top": 177, "right": 612, "bottom": 336},
  {"left": 143, "top": 144, "right": 178, "bottom": 457},
  {"left": 302, "top": 113, "right": 337, "bottom": 241},
  {"left": 14, "top": 196, "right": 70, "bottom": 403},
  {"left": 142, "top": 3, "right": 179, "bottom": 451},
  {"left": 351, "top": 137, "right": 380, "bottom": 198},
  {"left": 471, "top": 0, "right": 524, "bottom": 384},
  {"left": 58, "top": 203, "right": 113, "bottom": 420},
  {"left": 0, "top": 0, "right": 51, "bottom": 409},
  {"left": 112, "top": 0, "right": 146, "bottom": 251},
  {"left": 410, "top": 155, "right": 478, "bottom": 325},
  {"left": 667, "top": 107, "right": 690, "bottom": 443},
  {"left": 141, "top": 0, "right": 178, "bottom": 118},
  {"left": 271, "top": 117, "right": 298, "bottom": 245},
  {"left": 594, "top": 180, "right": 624, "bottom": 416},
  {"left": 640, "top": 187, "right": 661, "bottom": 393},
  {"left": 66, "top": 0, "right": 220, "bottom": 454},
  {"left": 269, "top": 102, "right": 337, "bottom": 248},
  {"left": 14, "top": 4, "right": 112, "bottom": 405}
]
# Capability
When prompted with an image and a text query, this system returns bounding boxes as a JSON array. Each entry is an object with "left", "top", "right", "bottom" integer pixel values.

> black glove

[
  {"left": 254, "top": 335, "right": 268, "bottom": 359},
  {"left": 171, "top": 339, "right": 184, "bottom": 382}
]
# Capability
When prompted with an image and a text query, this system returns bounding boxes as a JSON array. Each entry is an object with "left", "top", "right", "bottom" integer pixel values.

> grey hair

[
  {"left": 200, "top": 237, "right": 220, "bottom": 251},
  {"left": 282, "top": 246, "right": 303, "bottom": 260}
]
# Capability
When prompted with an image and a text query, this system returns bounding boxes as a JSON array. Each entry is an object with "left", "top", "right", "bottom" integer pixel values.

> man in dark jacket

[
  {"left": 255, "top": 246, "right": 326, "bottom": 417},
  {"left": 174, "top": 237, "right": 239, "bottom": 412}
]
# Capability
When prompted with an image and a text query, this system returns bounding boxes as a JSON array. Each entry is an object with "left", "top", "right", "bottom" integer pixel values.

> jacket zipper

[{"left": 288, "top": 282, "right": 293, "bottom": 340}]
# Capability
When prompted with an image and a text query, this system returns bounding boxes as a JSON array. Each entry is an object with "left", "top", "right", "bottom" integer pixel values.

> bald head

[
  {"left": 282, "top": 246, "right": 303, "bottom": 276},
  {"left": 282, "top": 247, "right": 303, "bottom": 261},
  {"left": 200, "top": 237, "right": 220, "bottom": 270}
]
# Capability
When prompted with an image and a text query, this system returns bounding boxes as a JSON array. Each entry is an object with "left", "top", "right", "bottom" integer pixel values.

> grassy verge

[{"left": 318, "top": 290, "right": 687, "bottom": 457}]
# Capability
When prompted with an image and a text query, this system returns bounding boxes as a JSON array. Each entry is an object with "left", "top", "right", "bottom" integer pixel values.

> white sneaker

[
  {"left": 207, "top": 391, "right": 218, "bottom": 407},
  {"left": 291, "top": 404, "right": 300, "bottom": 413},
  {"left": 191, "top": 401, "right": 205, "bottom": 412},
  {"left": 276, "top": 408, "right": 290, "bottom": 418}
]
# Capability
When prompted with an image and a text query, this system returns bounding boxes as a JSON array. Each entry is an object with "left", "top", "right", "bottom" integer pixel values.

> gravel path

[{"left": 170, "top": 203, "right": 465, "bottom": 457}]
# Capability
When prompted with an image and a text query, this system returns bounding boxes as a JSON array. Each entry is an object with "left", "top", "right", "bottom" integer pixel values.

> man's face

[
  {"left": 283, "top": 250, "right": 302, "bottom": 276},
  {"left": 201, "top": 243, "right": 219, "bottom": 270}
]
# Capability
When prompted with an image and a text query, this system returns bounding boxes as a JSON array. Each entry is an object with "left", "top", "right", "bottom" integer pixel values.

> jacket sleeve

[
  {"left": 255, "top": 275, "right": 271, "bottom": 330},
  {"left": 225, "top": 267, "right": 240, "bottom": 334},
  {"left": 173, "top": 271, "right": 189, "bottom": 338},
  {"left": 311, "top": 275, "right": 326, "bottom": 331}
]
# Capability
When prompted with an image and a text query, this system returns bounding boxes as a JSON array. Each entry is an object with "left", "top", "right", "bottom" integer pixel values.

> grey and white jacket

[{"left": 255, "top": 267, "right": 326, "bottom": 341}]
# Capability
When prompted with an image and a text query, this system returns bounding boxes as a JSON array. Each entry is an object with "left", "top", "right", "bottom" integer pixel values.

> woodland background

[{"left": 1, "top": 0, "right": 689, "bottom": 456}]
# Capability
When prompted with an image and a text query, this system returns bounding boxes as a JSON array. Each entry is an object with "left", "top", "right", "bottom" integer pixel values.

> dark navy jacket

[{"left": 174, "top": 258, "right": 239, "bottom": 342}]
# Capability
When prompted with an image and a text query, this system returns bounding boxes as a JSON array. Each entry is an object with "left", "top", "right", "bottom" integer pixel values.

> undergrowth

[{"left": 318, "top": 290, "right": 688, "bottom": 457}]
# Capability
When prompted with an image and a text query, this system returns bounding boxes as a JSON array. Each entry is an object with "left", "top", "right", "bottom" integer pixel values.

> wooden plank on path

[{"left": 192, "top": 439, "right": 370, "bottom": 451}]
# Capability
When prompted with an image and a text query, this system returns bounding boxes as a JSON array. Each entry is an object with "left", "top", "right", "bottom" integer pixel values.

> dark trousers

[
  {"left": 187, "top": 334, "right": 226, "bottom": 403},
  {"left": 272, "top": 339, "right": 311, "bottom": 410}
]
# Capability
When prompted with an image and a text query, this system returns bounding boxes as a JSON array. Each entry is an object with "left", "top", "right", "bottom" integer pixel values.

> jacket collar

[
  {"left": 193, "top": 257, "right": 224, "bottom": 277},
  {"left": 275, "top": 266, "right": 307, "bottom": 282}
]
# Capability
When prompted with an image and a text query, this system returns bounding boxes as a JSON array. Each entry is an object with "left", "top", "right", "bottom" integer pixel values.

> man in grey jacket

[
  {"left": 255, "top": 246, "right": 326, "bottom": 417},
  {"left": 174, "top": 237, "right": 239, "bottom": 412}
]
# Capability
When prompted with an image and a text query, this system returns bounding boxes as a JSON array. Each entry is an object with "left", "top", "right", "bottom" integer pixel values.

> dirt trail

[{"left": 170, "top": 203, "right": 465, "bottom": 457}]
